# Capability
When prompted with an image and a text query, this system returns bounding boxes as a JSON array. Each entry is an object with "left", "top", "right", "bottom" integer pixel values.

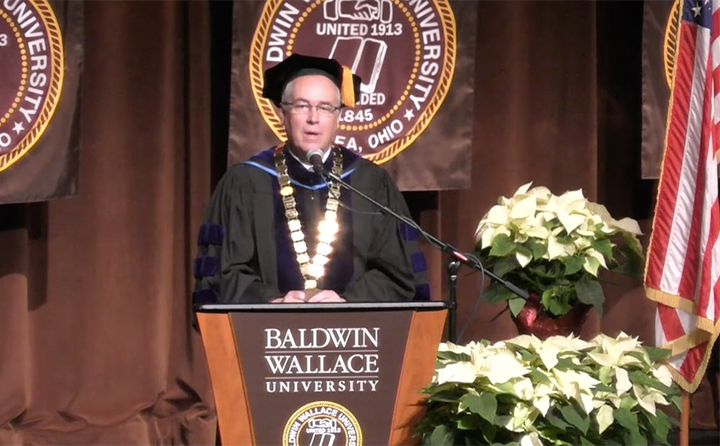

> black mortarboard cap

[{"left": 262, "top": 53, "right": 362, "bottom": 108}]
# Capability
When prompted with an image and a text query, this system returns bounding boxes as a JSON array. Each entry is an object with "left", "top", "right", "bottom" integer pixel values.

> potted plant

[
  {"left": 474, "top": 183, "right": 644, "bottom": 336},
  {"left": 416, "top": 333, "right": 681, "bottom": 445}
]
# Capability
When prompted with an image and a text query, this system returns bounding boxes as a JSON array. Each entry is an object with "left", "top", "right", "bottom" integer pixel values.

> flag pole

[{"left": 680, "top": 390, "right": 690, "bottom": 446}]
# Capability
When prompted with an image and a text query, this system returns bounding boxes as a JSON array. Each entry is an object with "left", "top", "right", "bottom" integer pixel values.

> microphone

[{"left": 306, "top": 149, "right": 326, "bottom": 177}]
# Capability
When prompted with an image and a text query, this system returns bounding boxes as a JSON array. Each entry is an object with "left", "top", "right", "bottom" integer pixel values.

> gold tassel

[{"left": 341, "top": 65, "right": 356, "bottom": 108}]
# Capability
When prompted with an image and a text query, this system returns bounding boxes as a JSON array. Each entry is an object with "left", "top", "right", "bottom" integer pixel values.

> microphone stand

[
  {"left": 446, "top": 258, "right": 462, "bottom": 343},
  {"left": 320, "top": 169, "right": 529, "bottom": 342}
]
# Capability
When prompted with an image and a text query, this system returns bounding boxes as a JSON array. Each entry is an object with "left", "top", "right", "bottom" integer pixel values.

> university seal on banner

[
  {"left": 0, "top": 0, "right": 63, "bottom": 172},
  {"left": 283, "top": 401, "right": 362, "bottom": 446},
  {"left": 250, "top": 0, "right": 456, "bottom": 164}
]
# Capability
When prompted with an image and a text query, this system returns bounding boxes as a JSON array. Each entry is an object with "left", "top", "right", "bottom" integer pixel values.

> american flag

[{"left": 645, "top": 0, "right": 720, "bottom": 393}]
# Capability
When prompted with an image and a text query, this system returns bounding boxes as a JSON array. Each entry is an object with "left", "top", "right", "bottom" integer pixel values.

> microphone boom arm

[{"left": 322, "top": 169, "right": 528, "bottom": 341}]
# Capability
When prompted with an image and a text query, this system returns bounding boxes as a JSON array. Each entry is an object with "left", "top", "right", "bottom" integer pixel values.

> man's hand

[
  {"left": 271, "top": 290, "right": 307, "bottom": 303},
  {"left": 307, "top": 290, "right": 346, "bottom": 303},
  {"left": 270, "top": 290, "right": 346, "bottom": 303}
]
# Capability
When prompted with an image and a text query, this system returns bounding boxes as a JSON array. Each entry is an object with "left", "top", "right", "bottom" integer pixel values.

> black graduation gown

[{"left": 192, "top": 146, "right": 430, "bottom": 303}]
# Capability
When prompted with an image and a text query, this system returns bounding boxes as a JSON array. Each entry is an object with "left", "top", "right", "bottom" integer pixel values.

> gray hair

[{"left": 281, "top": 75, "right": 341, "bottom": 106}]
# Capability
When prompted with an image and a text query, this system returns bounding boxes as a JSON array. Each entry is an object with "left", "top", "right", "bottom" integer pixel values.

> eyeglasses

[{"left": 281, "top": 101, "right": 341, "bottom": 116}]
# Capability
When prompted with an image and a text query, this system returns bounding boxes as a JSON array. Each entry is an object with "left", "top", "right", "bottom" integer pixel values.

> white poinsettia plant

[
  {"left": 474, "top": 182, "right": 644, "bottom": 317},
  {"left": 417, "top": 333, "right": 681, "bottom": 446}
]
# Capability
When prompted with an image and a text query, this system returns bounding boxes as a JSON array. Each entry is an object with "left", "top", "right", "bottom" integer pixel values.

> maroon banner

[
  {"left": 0, "top": 0, "right": 82, "bottom": 204},
  {"left": 641, "top": 0, "right": 676, "bottom": 179},
  {"left": 230, "top": 0, "right": 475, "bottom": 191}
]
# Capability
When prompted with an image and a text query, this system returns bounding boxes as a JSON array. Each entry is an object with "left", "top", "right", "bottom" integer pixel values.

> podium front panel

[
  {"left": 197, "top": 303, "right": 448, "bottom": 446},
  {"left": 233, "top": 310, "right": 412, "bottom": 446}
]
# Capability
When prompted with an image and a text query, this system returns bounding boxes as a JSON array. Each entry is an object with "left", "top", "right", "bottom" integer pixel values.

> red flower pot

[{"left": 511, "top": 294, "right": 591, "bottom": 340}]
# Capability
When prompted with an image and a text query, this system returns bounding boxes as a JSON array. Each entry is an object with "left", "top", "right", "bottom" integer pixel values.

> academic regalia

[
  {"left": 192, "top": 145, "right": 431, "bottom": 303},
  {"left": 193, "top": 53, "right": 429, "bottom": 303}
]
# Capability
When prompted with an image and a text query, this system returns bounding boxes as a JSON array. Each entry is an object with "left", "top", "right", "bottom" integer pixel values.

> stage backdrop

[
  {"left": 229, "top": 0, "right": 476, "bottom": 191},
  {"left": 0, "top": 0, "right": 83, "bottom": 204},
  {"left": 0, "top": 2, "right": 716, "bottom": 445}
]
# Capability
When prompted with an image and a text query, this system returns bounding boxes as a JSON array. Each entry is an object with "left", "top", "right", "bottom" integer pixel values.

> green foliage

[{"left": 417, "top": 334, "right": 680, "bottom": 446}]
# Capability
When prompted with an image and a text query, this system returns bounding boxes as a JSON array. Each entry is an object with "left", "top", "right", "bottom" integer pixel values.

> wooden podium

[{"left": 195, "top": 302, "right": 448, "bottom": 446}]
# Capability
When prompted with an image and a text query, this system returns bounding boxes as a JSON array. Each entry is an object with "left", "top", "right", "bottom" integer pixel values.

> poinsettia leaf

[
  {"left": 528, "top": 369, "right": 551, "bottom": 383},
  {"left": 546, "top": 299, "right": 571, "bottom": 316},
  {"left": 613, "top": 407, "right": 638, "bottom": 430},
  {"left": 460, "top": 392, "right": 497, "bottom": 423},
  {"left": 437, "top": 351, "right": 471, "bottom": 363},
  {"left": 644, "top": 409, "right": 671, "bottom": 445},
  {"left": 537, "top": 427, "right": 573, "bottom": 446},
  {"left": 620, "top": 396, "right": 638, "bottom": 410},
  {"left": 517, "top": 348, "right": 537, "bottom": 363},
  {"left": 644, "top": 346, "right": 671, "bottom": 362},
  {"left": 546, "top": 411, "right": 570, "bottom": 430},
  {"left": 429, "top": 424, "right": 454, "bottom": 445},
  {"left": 560, "top": 403, "right": 590, "bottom": 435},
  {"left": 591, "top": 238, "right": 613, "bottom": 261},
  {"left": 626, "top": 351, "right": 651, "bottom": 365},
  {"left": 456, "top": 414, "right": 483, "bottom": 430},
  {"left": 624, "top": 428, "right": 647, "bottom": 446},
  {"left": 428, "top": 395, "right": 465, "bottom": 404},
  {"left": 542, "top": 289, "right": 572, "bottom": 316},
  {"left": 493, "top": 256, "right": 519, "bottom": 278},
  {"left": 574, "top": 279, "right": 604, "bottom": 316},
  {"left": 563, "top": 256, "right": 583, "bottom": 275},
  {"left": 479, "top": 392, "right": 499, "bottom": 422},
  {"left": 583, "top": 256, "right": 601, "bottom": 276},
  {"left": 540, "top": 289, "right": 555, "bottom": 308},
  {"left": 628, "top": 370, "right": 673, "bottom": 393},
  {"left": 482, "top": 285, "right": 516, "bottom": 305},
  {"left": 552, "top": 261, "right": 569, "bottom": 278},
  {"left": 458, "top": 393, "right": 480, "bottom": 412},
  {"left": 526, "top": 239, "right": 547, "bottom": 260},
  {"left": 481, "top": 423, "right": 497, "bottom": 444},
  {"left": 490, "top": 234, "right": 516, "bottom": 257},
  {"left": 515, "top": 246, "right": 533, "bottom": 267},
  {"left": 671, "top": 395, "right": 683, "bottom": 411},
  {"left": 598, "top": 366, "right": 613, "bottom": 385},
  {"left": 594, "top": 383, "right": 615, "bottom": 393},
  {"left": 611, "top": 239, "right": 644, "bottom": 278},
  {"left": 526, "top": 263, "right": 546, "bottom": 277},
  {"left": 508, "top": 297, "right": 527, "bottom": 317},
  {"left": 555, "top": 357, "right": 578, "bottom": 370}
]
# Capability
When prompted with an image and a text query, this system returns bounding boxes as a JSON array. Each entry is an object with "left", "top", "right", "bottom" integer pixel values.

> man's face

[{"left": 282, "top": 75, "right": 341, "bottom": 155}]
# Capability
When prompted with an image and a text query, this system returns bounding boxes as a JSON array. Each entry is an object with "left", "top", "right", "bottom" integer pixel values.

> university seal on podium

[
  {"left": 249, "top": 0, "right": 456, "bottom": 164},
  {"left": 283, "top": 400, "right": 363, "bottom": 446},
  {"left": 0, "top": 0, "right": 64, "bottom": 172}
]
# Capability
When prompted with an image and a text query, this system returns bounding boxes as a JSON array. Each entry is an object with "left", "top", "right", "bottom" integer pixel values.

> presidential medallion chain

[{"left": 274, "top": 146, "right": 343, "bottom": 290}]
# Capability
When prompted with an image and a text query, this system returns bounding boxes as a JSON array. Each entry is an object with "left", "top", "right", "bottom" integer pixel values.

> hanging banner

[
  {"left": 230, "top": 0, "right": 475, "bottom": 190},
  {"left": 0, "top": 0, "right": 82, "bottom": 204}
]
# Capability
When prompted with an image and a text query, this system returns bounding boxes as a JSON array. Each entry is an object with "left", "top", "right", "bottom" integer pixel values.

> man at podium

[{"left": 193, "top": 53, "right": 429, "bottom": 305}]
